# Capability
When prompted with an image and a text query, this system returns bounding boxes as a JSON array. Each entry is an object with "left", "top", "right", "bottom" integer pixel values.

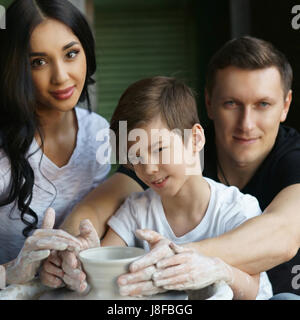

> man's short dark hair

[{"left": 206, "top": 36, "right": 293, "bottom": 98}]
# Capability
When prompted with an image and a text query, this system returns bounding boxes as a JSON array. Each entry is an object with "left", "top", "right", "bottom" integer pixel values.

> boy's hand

[{"left": 117, "top": 229, "right": 174, "bottom": 297}]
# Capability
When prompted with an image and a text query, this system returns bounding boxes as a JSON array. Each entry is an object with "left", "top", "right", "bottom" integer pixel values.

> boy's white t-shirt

[
  {"left": 0, "top": 107, "right": 110, "bottom": 264},
  {"left": 108, "top": 177, "right": 273, "bottom": 300}
]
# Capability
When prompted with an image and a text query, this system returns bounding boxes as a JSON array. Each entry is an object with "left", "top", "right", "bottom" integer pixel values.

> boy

[{"left": 103, "top": 76, "right": 272, "bottom": 299}]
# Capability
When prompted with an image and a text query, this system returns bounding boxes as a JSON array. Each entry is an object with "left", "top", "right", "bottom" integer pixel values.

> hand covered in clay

[
  {"left": 5, "top": 208, "right": 82, "bottom": 285},
  {"left": 152, "top": 243, "right": 233, "bottom": 291},
  {"left": 118, "top": 229, "right": 175, "bottom": 297},
  {"left": 40, "top": 218, "right": 100, "bottom": 292},
  {"left": 0, "top": 265, "right": 5, "bottom": 290}
]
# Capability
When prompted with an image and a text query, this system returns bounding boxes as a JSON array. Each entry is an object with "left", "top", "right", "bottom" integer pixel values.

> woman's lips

[{"left": 51, "top": 86, "right": 75, "bottom": 100}]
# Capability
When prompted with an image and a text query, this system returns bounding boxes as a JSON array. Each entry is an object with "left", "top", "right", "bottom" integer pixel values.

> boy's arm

[
  {"left": 101, "top": 228, "right": 127, "bottom": 247},
  {"left": 60, "top": 172, "right": 143, "bottom": 238}
]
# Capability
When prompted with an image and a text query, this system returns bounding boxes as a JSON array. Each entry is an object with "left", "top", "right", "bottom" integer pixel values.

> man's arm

[
  {"left": 184, "top": 184, "right": 300, "bottom": 274},
  {"left": 226, "top": 267, "right": 260, "bottom": 299},
  {"left": 60, "top": 172, "right": 143, "bottom": 237}
]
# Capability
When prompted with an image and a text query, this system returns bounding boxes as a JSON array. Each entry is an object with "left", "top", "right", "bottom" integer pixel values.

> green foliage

[{"left": 0, "top": 0, "right": 13, "bottom": 8}]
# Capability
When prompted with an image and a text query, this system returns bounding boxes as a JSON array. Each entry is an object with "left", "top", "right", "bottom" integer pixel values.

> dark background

[
  {"left": 199, "top": 0, "right": 300, "bottom": 131},
  {"left": 1, "top": 0, "right": 299, "bottom": 130}
]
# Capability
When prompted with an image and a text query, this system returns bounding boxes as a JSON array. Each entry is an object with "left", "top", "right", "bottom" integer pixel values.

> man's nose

[{"left": 239, "top": 106, "right": 255, "bottom": 132}]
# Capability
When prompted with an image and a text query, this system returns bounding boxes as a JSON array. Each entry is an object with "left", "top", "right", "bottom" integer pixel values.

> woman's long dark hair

[{"left": 0, "top": 0, "right": 96, "bottom": 237}]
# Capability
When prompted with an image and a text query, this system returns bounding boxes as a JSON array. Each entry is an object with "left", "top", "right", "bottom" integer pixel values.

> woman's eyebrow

[
  {"left": 62, "top": 41, "right": 79, "bottom": 50},
  {"left": 29, "top": 41, "right": 79, "bottom": 57}
]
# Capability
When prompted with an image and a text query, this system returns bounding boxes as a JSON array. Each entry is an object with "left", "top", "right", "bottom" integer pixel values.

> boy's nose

[{"left": 144, "top": 163, "right": 159, "bottom": 175}]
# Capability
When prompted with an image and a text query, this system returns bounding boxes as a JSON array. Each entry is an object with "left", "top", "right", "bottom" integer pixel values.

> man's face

[{"left": 206, "top": 66, "right": 292, "bottom": 167}]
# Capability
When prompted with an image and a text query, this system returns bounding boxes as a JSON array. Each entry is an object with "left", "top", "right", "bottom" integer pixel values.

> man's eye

[
  {"left": 224, "top": 100, "right": 235, "bottom": 106},
  {"left": 31, "top": 58, "right": 46, "bottom": 67},
  {"left": 66, "top": 49, "right": 79, "bottom": 59},
  {"left": 259, "top": 102, "right": 270, "bottom": 108}
]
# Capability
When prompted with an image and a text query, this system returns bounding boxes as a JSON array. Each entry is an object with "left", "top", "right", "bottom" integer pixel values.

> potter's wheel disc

[{"left": 38, "top": 288, "right": 188, "bottom": 300}]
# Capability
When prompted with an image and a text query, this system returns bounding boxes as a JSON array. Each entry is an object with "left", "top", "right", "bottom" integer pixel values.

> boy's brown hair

[
  {"left": 206, "top": 36, "right": 293, "bottom": 98},
  {"left": 110, "top": 76, "right": 199, "bottom": 162}
]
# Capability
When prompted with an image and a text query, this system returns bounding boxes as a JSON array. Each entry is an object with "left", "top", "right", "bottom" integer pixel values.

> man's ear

[
  {"left": 205, "top": 88, "right": 214, "bottom": 120},
  {"left": 280, "top": 90, "right": 292, "bottom": 122},
  {"left": 192, "top": 123, "right": 205, "bottom": 152}
]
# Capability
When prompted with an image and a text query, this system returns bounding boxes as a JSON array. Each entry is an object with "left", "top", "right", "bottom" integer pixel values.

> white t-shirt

[
  {"left": 0, "top": 107, "right": 110, "bottom": 264},
  {"left": 108, "top": 177, "right": 273, "bottom": 300}
]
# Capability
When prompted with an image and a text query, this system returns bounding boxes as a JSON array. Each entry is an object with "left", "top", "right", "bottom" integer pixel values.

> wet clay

[{"left": 79, "top": 246, "right": 146, "bottom": 300}]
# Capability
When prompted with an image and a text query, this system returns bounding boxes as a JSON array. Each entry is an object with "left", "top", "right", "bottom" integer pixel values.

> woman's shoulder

[{"left": 75, "top": 107, "right": 109, "bottom": 132}]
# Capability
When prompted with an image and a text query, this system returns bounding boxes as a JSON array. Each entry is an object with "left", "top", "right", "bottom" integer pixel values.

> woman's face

[{"left": 29, "top": 18, "right": 87, "bottom": 112}]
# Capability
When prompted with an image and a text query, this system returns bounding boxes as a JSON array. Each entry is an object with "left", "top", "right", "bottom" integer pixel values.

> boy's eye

[{"left": 153, "top": 147, "right": 164, "bottom": 153}]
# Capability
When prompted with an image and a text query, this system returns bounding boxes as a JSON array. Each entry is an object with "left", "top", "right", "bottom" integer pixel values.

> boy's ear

[
  {"left": 205, "top": 88, "right": 214, "bottom": 120},
  {"left": 192, "top": 124, "right": 205, "bottom": 152}
]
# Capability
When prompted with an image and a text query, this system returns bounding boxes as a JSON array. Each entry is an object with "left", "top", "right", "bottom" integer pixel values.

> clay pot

[
  {"left": 37, "top": 245, "right": 232, "bottom": 300},
  {"left": 79, "top": 246, "right": 146, "bottom": 300}
]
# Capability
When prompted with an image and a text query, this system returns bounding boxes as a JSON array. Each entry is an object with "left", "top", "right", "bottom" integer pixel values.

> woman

[{"left": 0, "top": 0, "right": 110, "bottom": 286}]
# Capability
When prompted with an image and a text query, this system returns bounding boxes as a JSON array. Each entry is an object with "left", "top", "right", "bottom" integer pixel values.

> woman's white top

[{"left": 0, "top": 107, "right": 110, "bottom": 264}]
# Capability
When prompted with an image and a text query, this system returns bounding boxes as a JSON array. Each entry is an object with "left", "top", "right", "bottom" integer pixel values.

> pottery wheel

[{"left": 38, "top": 288, "right": 188, "bottom": 300}]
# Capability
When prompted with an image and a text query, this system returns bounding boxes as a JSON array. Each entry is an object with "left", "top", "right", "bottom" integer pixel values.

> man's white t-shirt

[
  {"left": 108, "top": 177, "right": 273, "bottom": 300},
  {"left": 0, "top": 107, "right": 110, "bottom": 264}
]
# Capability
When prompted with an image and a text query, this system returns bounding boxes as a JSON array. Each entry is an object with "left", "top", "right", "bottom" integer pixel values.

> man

[{"left": 41, "top": 36, "right": 300, "bottom": 296}]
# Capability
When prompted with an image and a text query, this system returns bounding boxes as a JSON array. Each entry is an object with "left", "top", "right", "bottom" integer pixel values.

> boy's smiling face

[{"left": 127, "top": 116, "right": 204, "bottom": 197}]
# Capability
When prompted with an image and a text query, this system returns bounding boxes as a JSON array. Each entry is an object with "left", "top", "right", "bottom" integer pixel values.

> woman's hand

[
  {"left": 152, "top": 243, "right": 233, "bottom": 291},
  {"left": 40, "top": 218, "right": 100, "bottom": 292},
  {"left": 0, "top": 265, "right": 5, "bottom": 289},
  {"left": 5, "top": 208, "right": 82, "bottom": 285}
]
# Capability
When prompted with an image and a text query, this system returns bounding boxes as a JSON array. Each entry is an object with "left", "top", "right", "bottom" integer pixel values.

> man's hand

[
  {"left": 152, "top": 243, "right": 233, "bottom": 291},
  {"left": 5, "top": 208, "right": 82, "bottom": 285},
  {"left": 117, "top": 229, "right": 174, "bottom": 297}
]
